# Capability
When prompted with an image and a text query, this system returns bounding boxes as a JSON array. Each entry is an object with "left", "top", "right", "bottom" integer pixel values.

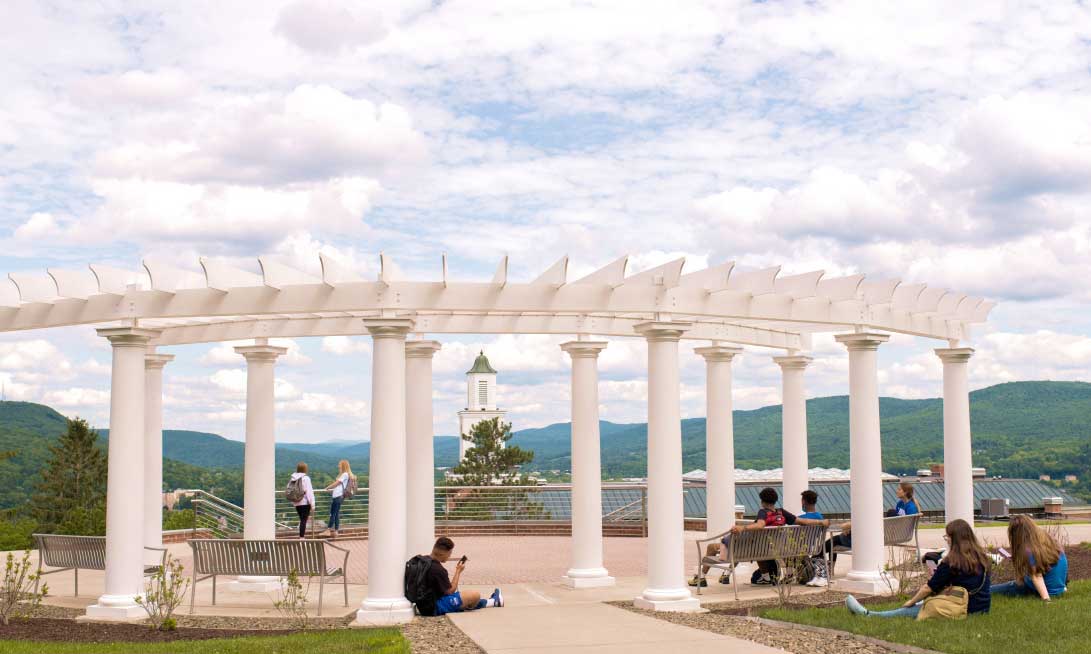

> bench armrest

[{"left": 695, "top": 528, "right": 734, "bottom": 548}]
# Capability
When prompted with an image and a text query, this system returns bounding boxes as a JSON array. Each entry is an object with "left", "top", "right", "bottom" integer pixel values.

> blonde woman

[
  {"left": 992, "top": 514, "right": 1068, "bottom": 601},
  {"left": 322, "top": 460, "right": 354, "bottom": 537}
]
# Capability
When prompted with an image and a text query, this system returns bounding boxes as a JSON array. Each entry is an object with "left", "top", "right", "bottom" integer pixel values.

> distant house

[
  {"left": 1040, "top": 474, "right": 1052, "bottom": 481},
  {"left": 1065, "top": 474, "right": 1079, "bottom": 483}
]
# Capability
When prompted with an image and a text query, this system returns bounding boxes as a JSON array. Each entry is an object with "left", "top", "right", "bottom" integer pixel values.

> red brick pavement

[{"left": 329, "top": 535, "right": 705, "bottom": 585}]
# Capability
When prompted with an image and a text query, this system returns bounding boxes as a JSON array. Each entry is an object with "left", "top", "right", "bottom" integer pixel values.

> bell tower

[{"left": 456, "top": 351, "right": 507, "bottom": 460}]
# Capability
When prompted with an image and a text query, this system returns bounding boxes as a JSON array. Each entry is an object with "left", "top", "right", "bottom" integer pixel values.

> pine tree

[
  {"left": 451, "top": 417, "right": 534, "bottom": 486},
  {"left": 32, "top": 418, "right": 107, "bottom": 534}
]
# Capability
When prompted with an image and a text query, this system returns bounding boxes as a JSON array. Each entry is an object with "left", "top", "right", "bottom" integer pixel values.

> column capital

[
  {"left": 362, "top": 317, "right": 415, "bottom": 338},
  {"left": 561, "top": 340, "right": 608, "bottom": 358},
  {"left": 234, "top": 344, "right": 288, "bottom": 362},
  {"left": 144, "top": 353, "right": 175, "bottom": 370},
  {"left": 633, "top": 321, "right": 691, "bottom": 342},
  {"left": 405, "top": 340, "right": 443, "bottom": 358},
  {"left": 694, "top": 345, "right": 743, "bottom": 362},
  {"left": 834, "top": 332, "right": 890, "bottom": 351},
  {"left": 97, "top": 327, "right": 161, "bottom": 348},
  {"left": 934, "top": 347, "right": 974, "bottom": 363},
  {"left": 773, "top": 354, "right": 813, "bottom": 370}
]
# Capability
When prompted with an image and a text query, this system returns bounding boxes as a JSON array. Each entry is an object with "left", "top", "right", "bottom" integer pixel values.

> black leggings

[
  {"left": 296, "top": 504, "right": 311, "bottom": 538},
  {"left": 826, "top": 533, "right": 852, "bottom": 562}
]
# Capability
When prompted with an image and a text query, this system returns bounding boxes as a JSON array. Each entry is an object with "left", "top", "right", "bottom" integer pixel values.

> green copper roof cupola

[{"left": 466, "top": 350, "right": 497, "bottom": 374}]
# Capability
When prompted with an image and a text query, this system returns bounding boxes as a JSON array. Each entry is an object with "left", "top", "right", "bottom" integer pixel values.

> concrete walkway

[{"left": 448, "top": 601, "right": 785, "bottom": 654}]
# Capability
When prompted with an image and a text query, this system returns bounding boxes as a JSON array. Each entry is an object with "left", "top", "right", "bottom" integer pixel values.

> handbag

[{"left": 917, "top": 570, "right": 987, "bottom": 621}]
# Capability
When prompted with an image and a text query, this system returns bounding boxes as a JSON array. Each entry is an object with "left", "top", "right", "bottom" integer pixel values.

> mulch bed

[
  {"left": 1, "top": 605, "right": 483, "bottom": 651},
  {"left": 403, "top": 616, "right": 485, "bottom": 654},
  {"left": 0, "top": 618, "right": 297, "bottom": 643},
  {"left": 1062, "top": 544, "right": 1091, "bottom": 580}
]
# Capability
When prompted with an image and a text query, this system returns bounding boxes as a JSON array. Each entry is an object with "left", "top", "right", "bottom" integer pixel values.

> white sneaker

[{"left": 806, "top": 576, "right": 828, "bottom": 587}]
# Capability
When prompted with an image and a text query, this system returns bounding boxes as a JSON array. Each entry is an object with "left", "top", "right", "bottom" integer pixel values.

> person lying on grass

[
  {"left": 846, "top": 518, "right": 991, "bottom": 619},
  {"left": 691, "top": 487, "right": 829, "bottom": 587},
  {"left": 991, "top": 514, "right": 1068, "bottom": 601}
]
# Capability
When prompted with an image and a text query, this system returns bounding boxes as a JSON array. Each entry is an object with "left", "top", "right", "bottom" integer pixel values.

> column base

[
  {"left": 226, "top": 576, "right": 284, "bottom": 593},
  {"left": 81, "top": 595, "right": 147, "bottom": 622},
  {"left": 835, "top": 570, "right": 896, "bottom": 595},
  {"left": 562, "top": 570, "right": 616, "bottom": 588},
  {"left": 352, "top": 598, "right": 415, "bottom": 626},
  {"left": 633, "top": 587, "right": 702, "bottom": 612}
]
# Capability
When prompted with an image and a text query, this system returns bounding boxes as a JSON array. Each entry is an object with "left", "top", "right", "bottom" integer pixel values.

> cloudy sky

[{"left": 1, "top": 1, "right": 1090, "bottom": 443}]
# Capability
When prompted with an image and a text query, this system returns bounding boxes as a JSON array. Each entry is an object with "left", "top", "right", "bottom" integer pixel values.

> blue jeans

[
  {"left": 990, "top": 580, "right": 1066, "bottom": 597},
  {"left": 869, "top": 602, "right": 922, "bottom": 618},
  {"left": 329, "top": 496, "right": 343, "bottom": 531}
]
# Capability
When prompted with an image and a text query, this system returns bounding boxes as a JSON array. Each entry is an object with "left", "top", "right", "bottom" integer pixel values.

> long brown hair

[
  {"left": 1008, "top": 514, "right": 1062, "bottom": 577},
  {"left": 944, "top": 519, "right": 990, "bottom": 574},
  {"left": 898, "top": 482, "right": 915, "bottom": 501}
]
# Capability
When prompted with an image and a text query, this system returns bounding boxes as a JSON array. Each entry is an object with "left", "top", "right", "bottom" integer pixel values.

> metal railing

[
  {"left": 184, "top": 484, "right": 650, "bottom": 539},
  {"left": 270, "top": 484, "right": 649, "bottom": 536}
]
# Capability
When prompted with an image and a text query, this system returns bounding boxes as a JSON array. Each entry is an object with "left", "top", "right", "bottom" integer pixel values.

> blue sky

[{"left": 1, "top": 1, "right": 1090, "bottom": 442}]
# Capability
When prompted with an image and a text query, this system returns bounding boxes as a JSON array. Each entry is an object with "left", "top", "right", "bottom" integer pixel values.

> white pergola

[{"left": 1, "top": 254, "right": 993, "bottom": 622}]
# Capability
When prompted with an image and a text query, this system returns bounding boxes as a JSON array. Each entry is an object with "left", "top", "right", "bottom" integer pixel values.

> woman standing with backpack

[
  {"left": 321, "top": 459, "right": 356, "bottom": 538},
  {"left": 287, "top": 462, "right": 315, "bottom": 539}
]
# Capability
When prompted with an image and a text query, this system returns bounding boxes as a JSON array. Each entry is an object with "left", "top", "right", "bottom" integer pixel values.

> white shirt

[
  {"left": 290, "top": 472, "right": 315, "bottom": 507},
  {"left": 331, "top": 472, "right": 349, "bottom": 499}
]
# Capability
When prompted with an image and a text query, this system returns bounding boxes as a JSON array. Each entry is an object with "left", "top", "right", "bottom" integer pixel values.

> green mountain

[
  {"left": 2, "top": 381, "right": 1089, "bottom": 508},
  {"left": 512, "top": 382, "right": 1091, "bottom": 494}
]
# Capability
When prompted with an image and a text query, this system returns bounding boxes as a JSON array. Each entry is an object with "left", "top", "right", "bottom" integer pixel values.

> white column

[
  {"left": 355, "top": 318, "right": 415, "bottom": 626},
  {"left": 694, "top": 345, "right": 742, "bottom": 537},
  {"left": 85, "top": 327, "right": 158, "bottom": 621},
  {"left": 936, "top": 347, "right": 975, "bottom": 526},
  {"left": 774, "top": 355, "right": 812, "bottom": 514},
  {"left": 229, "top": 341, "right": 287, "bottom": 593},
  {"left": 561, "top": 340, "right": 614, "bottom": 588},
  {"left": 406, "top": 339, "right": 442, "bottom": 559},
  {"left": 633, "top": 321, "right": 700, "bottom": 612},
  {"left": 143, "top": 352, "right": 173, "bottom": 565},
  {"left": 835, "top": 332, "right": 890, "bottom": 594}
]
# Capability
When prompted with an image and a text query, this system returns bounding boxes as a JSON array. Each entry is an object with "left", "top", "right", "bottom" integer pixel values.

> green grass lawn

[
  {"left": 0, "top": 628, "right": 408, "bottom": 654},
  {"left": 761, "top": 580, "right": 1090, "bottom": 654}
]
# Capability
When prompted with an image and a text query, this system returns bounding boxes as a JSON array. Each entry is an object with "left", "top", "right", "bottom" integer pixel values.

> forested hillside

[{"left": 1, "top": 380, "right": 1089, "bottom": 508}]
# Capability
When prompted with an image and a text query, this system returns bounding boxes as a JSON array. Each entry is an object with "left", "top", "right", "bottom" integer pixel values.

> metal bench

[
  {"left": 829, "top": 513, "right": 921, "bottom": 579},
  {"left": 187, "top": 538, "right": 350, "bottom": 616},
  {"left": 32, "top": 534, "right": 166, "bottom": 597},
  {"left": 695, "top": 524, "right": 828, "bottom": 599}
]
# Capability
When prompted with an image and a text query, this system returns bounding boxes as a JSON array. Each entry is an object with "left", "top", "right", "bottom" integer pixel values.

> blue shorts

[{"left": 435, "top": 591, "right": 463, "bottom": 615}]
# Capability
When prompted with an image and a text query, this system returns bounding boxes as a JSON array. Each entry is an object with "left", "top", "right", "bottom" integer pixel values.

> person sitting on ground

[
  {"left": 690, "top": 487, "right": 829, "bottom": 587},
  {"left": 846, "top": 518, "right": 991, "bottom": 619},
  {"left": 828, "top": 481, "right": 918, "bottom": 565},
  {"left": 799, "top": 489, "right": 830, "bottom": 587},
  {"left": 991, "top": 514, "right": 1068, "bottom": 601},
  {"left": 425, "top": 537, "right": 504, "bottom": 615}
]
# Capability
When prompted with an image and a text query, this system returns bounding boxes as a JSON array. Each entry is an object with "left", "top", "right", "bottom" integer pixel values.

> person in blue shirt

[
  {"left": 885, "top": 482, "right": 920, "bottom": 517},
  {"left": 991, "top": 515, "right": 1068, "bottom": 601},
  {"left": 846, "top": 519, "right": 991, "bottom": 619},
  {"left": 799, "top": 489, "right": 829, "bottom": 587},
  {"left": 828, "top": 482, "right": 919, "bottom": 566}
]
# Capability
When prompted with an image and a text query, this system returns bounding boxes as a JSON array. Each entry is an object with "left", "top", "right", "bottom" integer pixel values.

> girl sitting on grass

[
  {"left": 991, "top": 514, "right": 1068, "bottom": 601},
  {"left": 846, "top": 518, "right": 991, "bottom": 618}
]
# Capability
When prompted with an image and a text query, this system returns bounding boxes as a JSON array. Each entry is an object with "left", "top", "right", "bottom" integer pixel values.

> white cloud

[
  {"left": 321, "top": 336, "right": 371, "bottom": 355},
  {"left": 43, "top": 387, "right": 109, "bottom": 408},
  {"left": 199, "top": 339, "right": 311, "bottom": 366},
  {"left": 275, "top": 1, "right": 388, "bottom": 54}
]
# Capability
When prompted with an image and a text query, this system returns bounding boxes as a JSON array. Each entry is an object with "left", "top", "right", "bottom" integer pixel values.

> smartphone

[
  {"left": 998, "top": 547, "right": 1011, "bottom": 559},
  {"left": 459, "top": 555, "right": 468, "bottom": 564}
]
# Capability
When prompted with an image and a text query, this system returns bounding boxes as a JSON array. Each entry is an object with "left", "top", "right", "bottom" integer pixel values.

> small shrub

[
  {"left": 273, "top": 569, "right": 310, "bottom": 630},
  {"left": 881, "top": 546, "right": 923, "bottom": 598},
  {"left": 0, "top": 550, "right": 47, "bottom": 625},
  {"left": 135, "top": 555, "right": 190, "bottom": 631}
]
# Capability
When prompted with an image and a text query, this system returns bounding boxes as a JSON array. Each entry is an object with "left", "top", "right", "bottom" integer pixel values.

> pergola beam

[{"left": 148, "top": 313, "right": 807, "bottom": 349}]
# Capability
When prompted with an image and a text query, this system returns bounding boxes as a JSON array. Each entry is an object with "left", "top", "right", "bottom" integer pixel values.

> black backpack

[{"left": 404, "top": 555, "right": 437, "bottom": 616}]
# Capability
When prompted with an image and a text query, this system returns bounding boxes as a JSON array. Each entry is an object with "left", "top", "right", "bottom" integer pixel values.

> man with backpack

[
  {"left": 405, "top": 537, "right": 503, "bottom": 616},
  {"left": 729, "top": 487, "right": 829, "bottom": 585}
]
